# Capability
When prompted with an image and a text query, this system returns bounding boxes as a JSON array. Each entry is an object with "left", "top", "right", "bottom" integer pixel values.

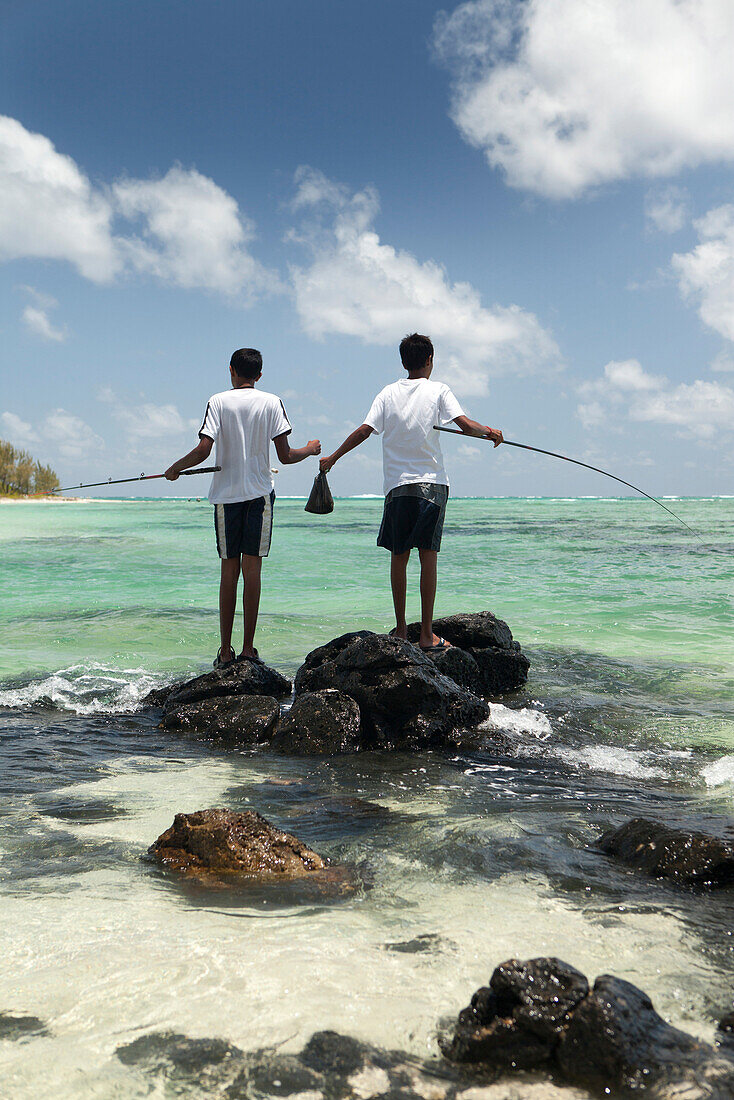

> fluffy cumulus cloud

[
  {"left": 645, "top": 186, "right": 690, "bottom": 235},
  {"left": 0, "top": 116, "right": 277, "bottom": 299},
  {"left": 433, "top": 0, "right": 734, "bottom": 199},
  {"left": 99, "top": 388, "right": 197, "bottom": 438},
  {"left": 1, "top": 408, "right": 103, "bottom": 459},
  {"left": 289, "top": 168, "right": 558, "bottom": 395},
  {"left": 577, "top": 359, "right": 734, "bottom": 438},
  {"left": 672, "top": 205, "right": 734, "bottom": 342}
]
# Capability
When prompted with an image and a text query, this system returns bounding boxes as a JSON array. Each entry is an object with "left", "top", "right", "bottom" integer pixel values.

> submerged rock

[
  {"left": 116, "top": 1030, "right": 244, "bottom": 1092},
  {"left": 598, "top": 817, "right": 734, "bottom": 887},
  {"left": 147, "top": 808, "right": 326, "bottom": 879},
  {"left": 162, "top": 693, "right": 279, "bottom": 745},
  {"left": 271, "top": 689, "right": 362, "bottom": 755},
  {"left": 0, "top": 1012, "right": 49, "bottom": 1040},
  {"left": 442, "top": 957, "right": 734, "bottom": 1099},
  {"left": 407, "top": 613, "right": 529, "bottom": 695},
  {"left": 149, "top": 657, "right": 291, "bottom": 713},
  {"left": 294, "top": 633, "right": 489, "bottom": 750}
]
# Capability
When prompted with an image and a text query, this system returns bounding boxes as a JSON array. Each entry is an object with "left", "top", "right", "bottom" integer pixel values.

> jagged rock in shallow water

[
  {"left": 294, "top": 633, "right": 488, "bottom": 750},
  {"left": 407, "top": 613, "right": 529, "bottom": 696},
  {"left": 143, "top": 658, "right": 291, "bottom": 713},
  {"left": 442, "top": 957, "right": 734, "bottom": 1099},
  {"left": 598, "top": 817, "right": 734, "bottom": 887},
  {"left": 0, "top": 1013, "right": 49, "bottom": 1040},
  {"left": 162, "top": 693, "right": 279, "bottom": 745},
  {"left": 147, "top": 808, "right": 326, "bottom": 879},
  {"left": 293, "top": 630, "right": 376, "bottom": 693},
  {"left": 116, "top": 1031, "right": 245, "bottom": 1091},
  {"left": 271, "top": 689, "right": 362, "bottom": 755}
]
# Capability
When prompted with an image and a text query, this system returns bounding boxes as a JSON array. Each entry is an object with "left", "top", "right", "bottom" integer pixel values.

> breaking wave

[{"left": 0, "top": 664, "right": 164, "bottom": 715}]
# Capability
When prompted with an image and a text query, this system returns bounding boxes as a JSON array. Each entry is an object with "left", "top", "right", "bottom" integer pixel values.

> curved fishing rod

[
  {"left": 434, "top": 426, "right": 711, "bottom": 549},
  {"left": 53, "top": 466, "right": 221, "bottom": 493}
]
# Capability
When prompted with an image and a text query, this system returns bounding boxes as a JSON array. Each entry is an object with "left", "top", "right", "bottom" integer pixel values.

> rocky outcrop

[
  {"left": 598, "top": 817, "right": 734, "bottom": 887},
  {"left": 162, "top": 694, "right": 279, "bottom": 745},
  {"left": 147, "top": 808, "right": 326, "bottom": 879},
  {"left": 0, "top": 1013, "right": 49, "bottom": 1040},
  {"left": 407, "top": 612, "right": 529, "bottom": 695},
  {"left": 143, "top": 657, "right": 292, "bottom": 712},
  {"left": 442, "top": 957, "right": 734, "bottom": 1099},
  {"left": 271, "top": 690, "right": 362, "bottom": 755},
  {"left": 294, "top": 633, "right": 489, "bottom": 750}
]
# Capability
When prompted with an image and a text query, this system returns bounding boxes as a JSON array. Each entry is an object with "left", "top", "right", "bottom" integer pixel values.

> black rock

[
  {"left": 293, "top": 631, "right": 376, "bottom": 694},
  {"left": 425, "top": 646, "right": 482, "bottom": 692},
  {"left": 406, "top": 613, "right": 529, "bottom": 695},
  {"left": 598, "top": 817, "right": 734, "bottom": 887},
  {"left": 294, "top": 634, "right": 488, "bottom": 750},
  {"left": 163, "top": 659, "right": 292, "bottom": 710},
  {"left": 163, "top": 694, "right": 280, "bottom": 745},
  {"left": 557, "top": 974, "right": 734, "bottom": 1098},
  {"left": 116, "top": 1031, "right": 245, "bottom": 1090},
  {"left": 0, "top": 1013, "right": 49, "bottom": 1040},
  {"left": 300, "top": 1030, "right": 368, "bottom": 1076},
  {"left": 270, "top": 689, "right": 362, "bottom": 755}
]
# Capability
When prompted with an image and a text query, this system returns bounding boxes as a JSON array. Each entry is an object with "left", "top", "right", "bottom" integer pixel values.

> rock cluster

[
  {"left": 598, "top": 817, "right": 734, "bottom": 888},
  {"left": 144, "top": 612, "right": 528, "bottom": 756},
  {"left": 442, "top": 956, "right": 734, "bottom": 1099}
]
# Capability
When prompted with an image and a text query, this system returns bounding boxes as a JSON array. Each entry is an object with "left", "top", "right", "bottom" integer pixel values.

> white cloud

[
  {"left": 433, "top": 0, "right": 734, "bottom": 199},
  {"left": 113, "top": 167, "right": 280, "bottom": 299},
  {"left": 0, "top": 115, "right": 119, "bottom": 281},
  {"left": 0, "top": 116, "right": 276, "bottom": 300},
  {"left": 1, "top": 411, "right": 39, "bottom": 447},
  {"left": 289, "top": 168, "right": 559, "bottom": 396},
  {"left": 711, "top": 351, "right": 734, "bottom": 373},
  {"left": 98, "top": 388, "right": 197, "bottom": 439},
  {"left": 672, "top": 204, "right": 734, "bottom": 342},
  {"left": 22, "top": 305, "right": 67, "bottom": 342},
  {"left": 577, "top": 358, "right": 734, "bottom": 438},
  {"left": 645, "top": 186, "right": 689, "bottom": 234}
]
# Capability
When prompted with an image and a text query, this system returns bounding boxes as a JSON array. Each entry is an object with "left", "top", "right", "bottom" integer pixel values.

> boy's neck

[
  {"left": 406, "top": 369, "right": 431, "bottom": 380},
  {"left": 233, "top": 379, "right": 256, "bottom": 389}
]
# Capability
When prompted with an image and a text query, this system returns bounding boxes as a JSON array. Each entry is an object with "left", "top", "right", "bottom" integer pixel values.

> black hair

[
  {"left": 399, "top": 333, "right": 434, "bottom": 372},
  {"left": 230, "top": 348, "right": 262, "bottom": 380}
]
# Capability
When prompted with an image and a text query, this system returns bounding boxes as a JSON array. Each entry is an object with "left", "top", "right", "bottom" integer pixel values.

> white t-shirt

[
  {"left": 364, "top": 378, "right": 464, "bottom": 495},
  {"left": 199, "top": 387, "right": 291, "bottom": 504}
]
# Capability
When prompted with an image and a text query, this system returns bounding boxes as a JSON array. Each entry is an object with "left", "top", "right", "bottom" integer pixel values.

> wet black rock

[
  {"left": 116, "top": 1031, "right": 244, "bottom": 1091},
  {"left": 163, "top": 694, "right": 279, "bottom": 745},
  {"left": 293, "top": 631, "right": 376, "bottom": 691},
  {"left": 152, "top": 658, "right": 291, "bottom": 713},
  {"left": 294, "top": 633, "right": 489, "bottom": 750},
  {"left": 0, "top": 1012, "right": 49, "bottom": 1040},
  {"left": 271, "top": 689, "right": 362, "bottom": 755},
  {"left": 598, "top": 817, "right": 734, "bottom": 887},
  {"left": 442, "top": 957, "right": 734, "bottom": 1099},
  {"left": 441, "top": 957, "right": 588, "bottom": 1069},
  {"left": 407, "top": 613, "right": 529, "bottom": 695}
]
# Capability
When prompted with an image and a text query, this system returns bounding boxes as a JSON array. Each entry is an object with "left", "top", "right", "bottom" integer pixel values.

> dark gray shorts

[
  {"left": 377, "top": 482, "right": 448, "bottom": 554},
  {"left": 213, "top": 491, "right": 275, "bottom": 558}
]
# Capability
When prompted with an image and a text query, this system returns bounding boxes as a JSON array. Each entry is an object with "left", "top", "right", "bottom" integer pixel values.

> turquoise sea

[{"left": 0, "top": 496, "right": 733, "bottom": 1098}]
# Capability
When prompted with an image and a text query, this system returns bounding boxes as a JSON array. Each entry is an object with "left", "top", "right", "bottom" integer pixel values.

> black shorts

[
  {"left": 377, "top": 483, "right": 448, "bottom": 554},
  {"left": 213, "top": 491, "right": 275, "bottom": 559}
]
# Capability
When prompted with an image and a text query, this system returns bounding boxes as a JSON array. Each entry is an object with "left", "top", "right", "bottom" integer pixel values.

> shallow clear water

[{"left": 0, "top": 497, "right": 733, "bottom": 1098}]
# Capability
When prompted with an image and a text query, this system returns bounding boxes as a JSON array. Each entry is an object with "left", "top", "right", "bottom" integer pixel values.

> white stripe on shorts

[
  {"left": 215, "top": 503, "right": 228, "bottom": 558},
  {"left": 259, "top": 493, "right": 273, "bottom": 556}
]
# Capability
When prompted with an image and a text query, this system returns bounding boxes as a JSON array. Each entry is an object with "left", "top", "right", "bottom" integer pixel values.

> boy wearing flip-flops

[
  {"left": 320, "top": 334, "right": 502, "bottom": 652},
  {"left": 165, "top": 348, "right": 320, "bottom": 667}
]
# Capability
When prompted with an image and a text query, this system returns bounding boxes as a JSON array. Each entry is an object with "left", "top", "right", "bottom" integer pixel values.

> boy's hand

[
  {"left": 484, "top": 427, "right": 503, "bottom": 448},
  {"left": 164, "top": 465, "right": 180, "bottom": 481},
  {"left": 320, "top": 455, "right": 335, "bottom": 473},
  {"left": 307, "top": 439, "right": 321, "bottom": 457}
]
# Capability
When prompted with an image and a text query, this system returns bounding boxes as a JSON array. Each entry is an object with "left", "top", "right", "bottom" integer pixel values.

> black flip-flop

[
  {"left": 213, "top": 647, "right": 236, "bottom": 669},
  {"left": 420, "top": 637, "right": 451, "bottom": 653},
  {"left": 237, "top": 648, "right": 263, "bottom": 663}
]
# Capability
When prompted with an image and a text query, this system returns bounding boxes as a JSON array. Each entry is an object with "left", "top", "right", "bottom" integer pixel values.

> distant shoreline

[{"left": 1, "top": 494, "right": 731, "bottom": 504}]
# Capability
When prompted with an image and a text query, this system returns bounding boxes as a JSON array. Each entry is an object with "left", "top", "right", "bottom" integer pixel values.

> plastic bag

[{"left": 304, "top": 470, "right": 334, "bottom": 514}]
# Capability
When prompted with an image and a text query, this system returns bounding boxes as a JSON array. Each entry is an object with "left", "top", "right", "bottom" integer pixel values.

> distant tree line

[{"left": 0, "top": 439, "right": 60, "bottom": 495}]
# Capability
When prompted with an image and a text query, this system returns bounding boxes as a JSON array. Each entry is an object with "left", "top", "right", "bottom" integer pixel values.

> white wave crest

[
  {"left": 552, "top": 745, "right": 667, "bottom": 779},
  {"left": 482, "top": 703, "right": 553, "bottom": 741},
  {"left": 702, "top": 755, "right": 734, "bottom": 788},
  {"left": 0, "top": 664, "right": 161, "bottom": 715}
]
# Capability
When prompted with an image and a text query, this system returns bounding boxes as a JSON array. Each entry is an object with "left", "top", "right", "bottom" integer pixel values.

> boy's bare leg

[
  {"left": 219, "top": 557, "right": 241, "bottom": 660},
  {"left": 240, "top": 554, "right": 263, "bottom": 657},
  {"left": 390, "top": 550, "right": 410, "bottom": 638},
  {"left": 418, "top": 548, "right": 442, "bottom": 649}
]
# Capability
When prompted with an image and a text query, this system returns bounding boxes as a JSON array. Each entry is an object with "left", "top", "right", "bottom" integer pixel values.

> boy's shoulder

[{"left": 208, "top": 387, "right": 282, "bottom": 405}]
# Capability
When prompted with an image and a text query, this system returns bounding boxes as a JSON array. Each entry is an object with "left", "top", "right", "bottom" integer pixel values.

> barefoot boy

[
  {"left": 320, "top": 334, "right": 502, "bottom": 651},
  {"left": 165, "top": 348, "right": 320, "bottom": 666}
]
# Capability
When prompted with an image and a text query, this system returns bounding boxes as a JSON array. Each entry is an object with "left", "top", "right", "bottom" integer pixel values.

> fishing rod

[
  {"left": 434, "top": 426, "right": 710, "bottom": 547},
  {"left": 53, "top": 466, "right": 221, "bottom": 493}
]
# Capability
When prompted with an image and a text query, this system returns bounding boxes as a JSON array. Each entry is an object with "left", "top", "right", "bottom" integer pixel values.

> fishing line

[
  {"left": 434, "top": 426, "right": 716, "bottom": 551},
  {"left": 53, "top": 466, "right": 221, "bottom": 493}
]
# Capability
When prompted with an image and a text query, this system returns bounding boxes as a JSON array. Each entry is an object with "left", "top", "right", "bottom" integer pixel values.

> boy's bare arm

[
  {"left": 320, "top": 424, "right": 374, "bottom": 473},
  {"left": 165, "top": 436, "right": 214, "bottom": 480},
  {"left": 453, "top": 414, "right": 503, "bottom": 448},
  {"left": 273, "top": 433, "right": 321, "bottom": 465}
]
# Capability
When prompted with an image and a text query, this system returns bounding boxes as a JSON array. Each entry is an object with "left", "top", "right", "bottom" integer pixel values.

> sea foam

[{"left": 0, "top": 664, "right": 161, "bottom": 715}]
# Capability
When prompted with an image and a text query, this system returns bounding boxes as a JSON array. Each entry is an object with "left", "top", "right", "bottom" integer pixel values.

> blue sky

[{"left": 1, "top": 0, "right": 733, "bottom": 497}]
